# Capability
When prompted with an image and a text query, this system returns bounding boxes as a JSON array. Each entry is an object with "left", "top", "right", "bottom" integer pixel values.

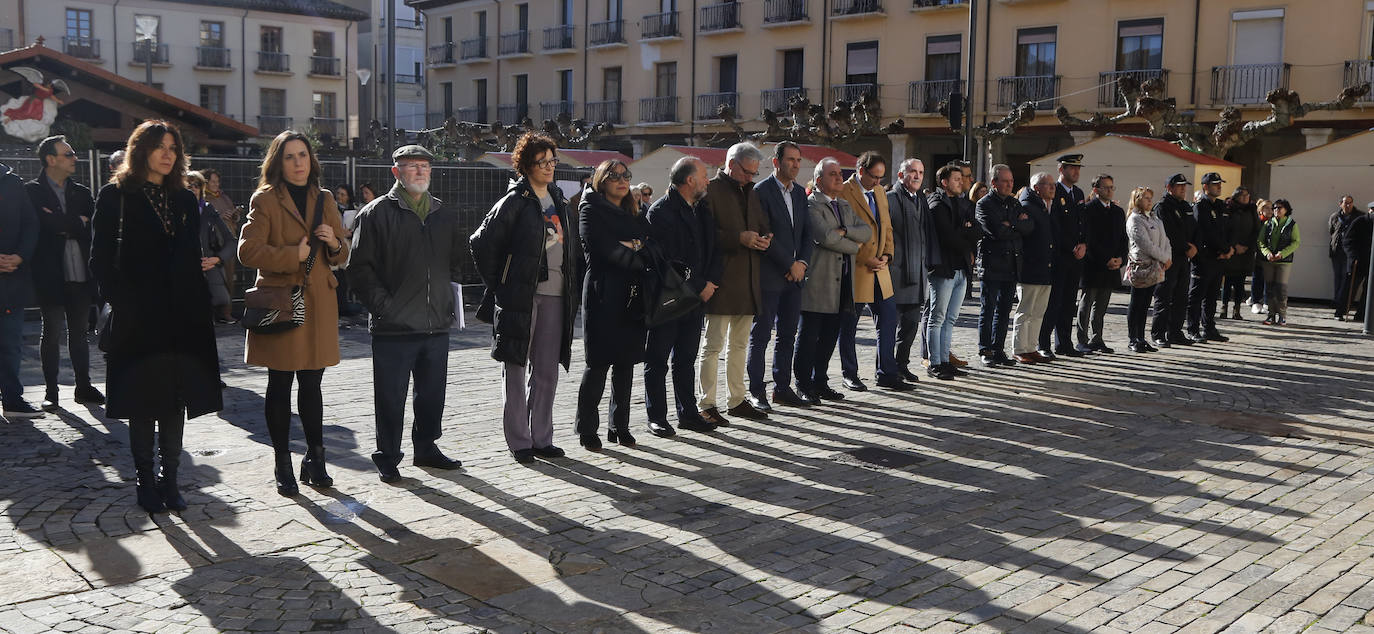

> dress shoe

[
  {"left": 842, "top": 377, "right": 868, "bottom": 392},
  {"left": 678, "top": 416, "right": 716, "bottom": 433},
  {"left": 41, "top": 391, "right": 58, "bottom": 412},
  {"left": 1187, "top": 331, "right": 1209, "bottom": 344},
  {"left": 74, "top": 384, "right": 105, "bottom": 405},
  {"left": 795, "top": 390, "right": 821, "bottom": 406},
  {"left": 700, "top": 407, "right": 732, "bottom": 427},
  {"left": 992, "top": 353, "right": 1017, "bottom": 367},
  {"left": 1204, "top": 330, "right": 1229, "bottom": 342},
  {"left": 1151, "top": 337, "right": 1172, "bottom": 349},
  {"left": 1036, "top": 349, "right": 1058, "bottom": 361},
  {"left": 3, "top": 400, "right": 44, "bottom": 418},
  {"left": 899, "top": 368, "right": 922, "bottom": 383},
  {"left": 1128, "top": 341, "right": 1151, "bottom": 353},
  {"left": 646, "top": 419, "right": 677, "bottom": 437},
  {"left": 1167, "top": 333, "right": 1194, "bottom": 346},
  {"left": 511, "top": 448, "right": 536, "bottom": 464},
  {"left": 814, "top": 385, "right": 845, "bottom": 401},
  {"left": 372, "top": 454, "right": 403, "bottom": 482},
  {"left": 1075, "top": 344, "right": 1095, "bottom": 355},
  {"left": 413, "top": 451, "right": 462, "bottom": 470},
  {"left": 607, "top": 427, "right": 636, "bottom": 447},
  {"left": 746, "top": 393, "right": 773, "bottom": 413},
  {"left": 1090, "top": 341, "right": 1115, "bottom": 354},
  {"left": 727, "top": 401, "right": 768, "bottom": 421},
  {"left": 980, "top": 353, "right": 999, "bottom": 366},
  {"left": 1013, "top": 353, "right": 1039, "bottom": 364},
  {"left": 533, "top": 445, "right": 566, "bottom": 458},
  {"left": 771, "top": 388, "right": 810, "bottom": 408},
  {"left": 875, "top": 377, "right": 914, "bottom": 391},
  {"left": 927, "top": 364, "right": 955, "bottom": 380},
  {"left": 136, "top": 484, "right": 166, "bottom": 513},
  {"left": 579, "top": 433, "right": 603, "bottom": 451},
  {"left": 950, "top": 353, "right": 968, "bottom": 367},
  {"left": 950, "top": 364, "right": 970, "bottom": 376},
  {"left": 1056, "top": 347, "right": 1084, "bottom": 358},
  {"left": 1143, "top": 342, "right": 1158, "bottom": 352}
]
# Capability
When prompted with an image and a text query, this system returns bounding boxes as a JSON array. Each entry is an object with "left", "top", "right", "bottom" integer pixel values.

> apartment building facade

[
  {"left": 409, "top": 0, "right": 1374, "bottom": 191},
  {"left": 335, "top": 0, "right": 429, "bottom": 135},
  {"left": 1, "top": 0, "right": 367, "bottom": 147}
]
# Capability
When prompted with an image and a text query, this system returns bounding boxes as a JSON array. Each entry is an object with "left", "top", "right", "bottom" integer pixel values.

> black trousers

[
  {"left": 795, "top": 311, "right": 843, "bottom": 393},
  {"left": 265, "top": 368, "right": 325, "bottom": 453},
  {"left": 130, "top": 408, "right": 185, "bottom": 480},
  {"left": 40, "top": 281, "right": 93, "bottom": 390},
  {"left": 1332, "top": 252, "right": 1348, "bottom": 307},
  {"left": 1187, "top": 260, "right": 1224, "bottom": 334},
  {"left": 644, "top": 310, "right": 703, "bottom": 423},
  {"left": 576, "top": 362, "right": 634, "bottom": 435},
  {"left": 1039, "top": 263, "right": 1082, "bottom": 352},
  {"left": 1222, "top": 272, "right": 1248, "bottom": 307},
  {"left": 1341, "top": 259, "right": 1369, "bottom": 318},
  {"left": 1151, "top": 262, "right": 1189, "bottom": 340},
  {"left": 372, "top": 333, "right": 449, "bottom": 467},
  {"left": 895, "top": 302, "right": 922, "bottom": 370},
  {"left": 1127, "top": 285, "right": 1156, "bottom": 344}
]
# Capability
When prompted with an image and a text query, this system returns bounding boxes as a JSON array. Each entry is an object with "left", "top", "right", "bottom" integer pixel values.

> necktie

[{"left": 866, "top": 191, "right": 880, "bottom": 233}]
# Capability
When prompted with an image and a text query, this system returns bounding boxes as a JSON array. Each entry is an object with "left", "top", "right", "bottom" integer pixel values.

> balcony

[
  {"left": 997, "top": 74, "right": 1060, "bottom": 109},
  {"left": 196, "top": 46, "right": 232, "bottom": 69},
  {"left": 763, "top": 0, "right": 809, "bottom": 25},
  {"left": 257, "top": 51, "right": 290, "bottom": 73},
  {"left": 0, "top": 28, "right": 13, "bottom": 52},
  {"left": 460, "top": 37, "right": 489, "bottom": 61},
  {"left": 700, "top": 3, "right": 743, "bottom": 33},
  {"left": 696, "top": 92, "right": 739, "bottom": 120},
  {"left": 544, "top": 25, "right": 575, "bottom": 52},
  {"left": 761, "top": 87, "right": 806, "bottom": 114},
  {"left": 310, "top": 117, "right": 344, "bottom": 138},
  {"left": 908, "top": 78, "right": 964, "bottom": 114},
  {"left": 589, "top": 20, "right": 626, "bottom": 47},
  {"left": 310, "top": 56, "right": 341, "bottom": 77},
  {"left": 1211, "top": 63, "right": 1289, "bottom": 105},
  {"left": 497, "top": 103, "right": 530, "bottom": 124},
  {"left": 393, "top": 73, "right": 421, "bottom": 84},
  {"left": 257, "top": 115, "right": 292, "bottom": 136},
  {"left": 586, "top": 99, "right": 623, "bottom": 124},
  {"left": 498, "top": 31, "right": 530, "bottom": 57},
  {"left": 640, "top": 96, "right": 678, "bottom": 123},
  {"left": 62, "top": 36, "right": 101, "bottom": 60},
  {"left": 641, "top": 11, "right": 680, "bottom": 40},
  {"left": 912, "top": 0, "right": 968, "bottom": 8},
  {"left": 540, "top": 101, "right": 576, "bottom": 121},
  {"left": 1098, "top": 68, "right": 1169, "bottom": 107},
  {"left": 1344, "top": 60, "right": 1374, "bottom": 101},
  {"left": 457, "top": 106, "right": 487, "bottom": 123},
  {"left": 831, "top": 82, "right": 878, "bottom": 105},
  {"left": 831, "top": 0, "right": 883, "bottom": 18},
  {"left": 428, "top": 43, "right": 456, "bottom": 66},
  {"left": 130, "top": 42, "right": 169, "bottom": 65}
]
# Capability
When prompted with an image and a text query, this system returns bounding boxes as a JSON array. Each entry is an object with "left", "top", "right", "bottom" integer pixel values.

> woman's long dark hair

[
  {"left": 256, "top": 130, "right": 322, "bottom": 192},
  {"left": 111, "top": 120, "right": 188, "bottom": 191},
  {"left": 591, "top": 159, "right": 637, "bottom": 216}
]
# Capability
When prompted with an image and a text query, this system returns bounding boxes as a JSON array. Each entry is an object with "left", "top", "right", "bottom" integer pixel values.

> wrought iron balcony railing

[
  {"left": 543, "top": 25, "right": 575, "bottom": 50},
  {"left": 997, "top": 74, "right": 1059, "bottom": 109},
  {"left": 640, "top": 96, "right": 678, "bottom": 123},
  {"left": 427, "top": 43, "right": 455, "bottom": 65},
  {"left": 699, "top": 3, "right": 742, "bottom": 32},
  {"left": 257, "top": 51, "right": 290, "bottom": 73},
  {"left": 1098, "top": 69, "right": 1169, "bottom": 107},
  {"left": 761, "top": 87, "right": 807, "bottom": 113},
  {"left": 763, "top": 0, "right": 809, "bottom": 23},
  {"left": 696, "top": 92, "right": 739, "bottom": 119},
  {"left": 642, "top": 11, "right": 680, "bottom": 39},
  {"left": 908, "top": 78, "right": 964, "bottom": 114},
  {"left": 1211, "top": 63, "right": 1290, "bottom": 105},
  {"left": 196, "top": 46, "right": 232, "bottom": 68},
  {"left": 586, "top": 100, "right": 623, "bottom": 124},
  {"left": 589, "top": 20, "right": 625, "bottom": 46},
  {"left": 460, "top": 37, "right": 488, "bottom": 60}
]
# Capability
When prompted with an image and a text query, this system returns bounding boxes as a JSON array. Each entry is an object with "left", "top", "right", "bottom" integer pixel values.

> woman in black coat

[
  {"left": 89, "top": 121, "right": 223, "bottom": 514},
  {"left": 574, "top": 159, "right": 652, "bottom": 450},
  {"left": 1222, "top": 187, "right": 1259, "bottom": 320}
]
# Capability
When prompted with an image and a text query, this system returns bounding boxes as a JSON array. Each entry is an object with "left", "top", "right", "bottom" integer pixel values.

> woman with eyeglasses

[
  {"left": 1259, "top": 198, "right": 1301, "bottom": 325},
  {"left": 470, "top": 132, "right": 582, "bottom": 463},
  {"left": 573, "top": 159, "right": 653, "bottom": 451}
]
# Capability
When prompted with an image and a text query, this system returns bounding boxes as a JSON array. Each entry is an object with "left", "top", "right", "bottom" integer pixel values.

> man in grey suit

[
  {"left": 794, "top": 158, "right": 871, "bottom": 403},
  {"left": 887, "top": 158, "right": 929, "bottom": 382}
]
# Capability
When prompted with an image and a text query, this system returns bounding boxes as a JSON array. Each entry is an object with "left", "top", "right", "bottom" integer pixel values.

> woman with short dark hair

[
  {"left": 1259, "top": 199, "right": 1301, "bottom": 325},
  {"left": 238, "top": 131, "right": 350, "bottom": 495},
  {"left": 470, "top": 132, "right": 582, "bottom": 463},
  {"left": 90, "top": 120, "right": 223, "bottom": 513}
]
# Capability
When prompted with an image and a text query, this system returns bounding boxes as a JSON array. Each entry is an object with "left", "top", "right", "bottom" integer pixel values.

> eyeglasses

[
  {"left": 57, "top": 152, "right": 77, "bottom": 159},
  {"left": 605, "top": 170, "right": 633, "bottom": 183},
  {"left": 397, "top": 162, "right": 431, "bottom": 171},
  {"left": 534, "top": 157, "right": 560, "bottom": 169}
]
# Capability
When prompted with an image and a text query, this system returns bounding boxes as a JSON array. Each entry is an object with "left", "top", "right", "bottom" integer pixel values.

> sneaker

[
  {"left": 2, "top": 401, "right": 45, "bottom": 418},
  {"left": 1251, "top": 304, "right": 1263, "bottom": 314}
]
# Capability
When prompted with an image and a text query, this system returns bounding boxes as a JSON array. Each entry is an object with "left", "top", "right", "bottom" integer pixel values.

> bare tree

[
  {"left": 371, "top": 113, "right": 614, "bottom": 160},
  {"left": 707, "top": 93, "right": 905, "bottom": 149}
]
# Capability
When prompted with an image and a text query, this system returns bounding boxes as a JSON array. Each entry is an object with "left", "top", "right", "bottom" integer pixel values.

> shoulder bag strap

[
  {"left": 113, "top": 191, "right": 125, "bottom": 272},
  {"left": 301, "top": 191, "right": 326, "bottom": 285}
]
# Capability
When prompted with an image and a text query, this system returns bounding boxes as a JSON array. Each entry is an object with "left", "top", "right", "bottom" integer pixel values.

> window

[
  {"left": 199, "top": 85, "right": 226, "bottom": 113},
  {"left": 604, "top": 67, "right": 622, "bottom": 100},
  {"left": 608, "top": 0, "right": 621, "bottom": 21},
  {"left": 515, "top": 74, "right": 528, "bottom": 118},
  {"left": 199, "top": 22, "right": 224, "bottom": 48},
  {"left": 845, "top": 41, "right": 878, "bottom": 86},
  {"left": 313, "top": 92, "right": 337, "bottom": 118},
  {"left": 561, "top": 0, "right": 575, "bottom": 25},
  {"left": 661, "top": 0, "right": 676, "bottom": 11},
  {"left": 926, "top": 35, "right": 961, "bottom": 81},
  {"left": 782, "top": 49, "right": 804, "bottom": 88},
  {"left": 476, "top": 11, "right": 487, "bottom": 37},
  {"left": 517, "top": 3, "right": 529, "bottom": 31},
  {"left": 260, "top": 88, "right": 286, "bottom": 116},
  {"left": 66, "top": 9, "right": 92, "bottom": 40},
  {"left": 475, "top": 78, "right": 487, "bottom": 108},
  {"left": 1016, "top": 27, "right": 1056, "bottom": 77},
  {"left": 261, "top": 26, "right": 283, "bottom": 53},
  {"left": 313, "top": 32, "right": 335, "bottom": 58},
  {"left": 442, "top": 82, "right": 453, "bottom": 116},
  {"left": 559, "top": 69, "right": 574, "bottom": 102},
  {"left": 443, "top": 17, "right": 453, "bottom": 43},
  {"left": 718, "top": 55, "right": 737, "bottom": 94},
  {"left": 655, "top": 62, "right": 677, "bottom": 98},
  {"left": 133, "top": 14, "right": 161, "bottom": 43},
  {"left": 1117, "top": 18, "right": 1163, "bottom": 71}
]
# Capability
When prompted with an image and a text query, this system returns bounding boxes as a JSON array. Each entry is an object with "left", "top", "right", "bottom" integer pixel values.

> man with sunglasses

[{"left": 26, "top": 135, "right": 103, "bottom": 411}]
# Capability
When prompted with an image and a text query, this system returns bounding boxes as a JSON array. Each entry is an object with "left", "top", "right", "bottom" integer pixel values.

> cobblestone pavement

[{"left": 2, "top": 297, "right": 1374, "bottom": 633}]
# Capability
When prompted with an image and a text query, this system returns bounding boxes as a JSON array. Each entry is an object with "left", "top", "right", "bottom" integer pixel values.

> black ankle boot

[
  {"left": 275, "top": 451, "right": 298, "bottom": 496},
  {"left": 136, "top": 470, "right": 165, "bottom": 513},
  {"left": 130, "top": 420, "right": 164, "bottom": 512},
  {"left": 158, "top": 461, "right": 187, "bottom": 511},
  {"left": 299, "top": 445, "right": 333, "bottom": 488}
]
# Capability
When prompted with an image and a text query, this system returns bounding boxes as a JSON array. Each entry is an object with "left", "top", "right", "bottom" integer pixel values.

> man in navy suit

[{"left": 746, "top": 142, "right": 815, "bottom": 410}]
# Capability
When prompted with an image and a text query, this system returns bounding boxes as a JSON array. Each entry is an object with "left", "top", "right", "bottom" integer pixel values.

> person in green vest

[{"left": 1258, "top": 198, "right": 1301, "bottom": 326}]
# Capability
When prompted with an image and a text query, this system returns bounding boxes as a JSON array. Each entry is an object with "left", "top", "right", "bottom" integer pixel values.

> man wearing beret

[{"left": 350, "top": 145, "right": 468, "bottom": 482}]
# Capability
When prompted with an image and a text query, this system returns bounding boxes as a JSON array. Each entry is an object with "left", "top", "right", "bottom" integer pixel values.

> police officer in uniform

[
  {"left": 1039, "top": 154, "right": 1088, "bottom": 359},
  {"left": 1151, "top": 173, "right": 1199, "bottom": 348},
  {"left": 1186, "top": 172, "right": 1234, "bottom": 342}
]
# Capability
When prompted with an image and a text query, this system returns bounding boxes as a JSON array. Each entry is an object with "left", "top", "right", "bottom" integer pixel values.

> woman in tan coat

[{"left": 239, "top": 131, "right": 349, "bottom": 496}]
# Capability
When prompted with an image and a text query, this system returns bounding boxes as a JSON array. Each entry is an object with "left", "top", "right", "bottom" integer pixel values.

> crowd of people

[{"left": 0, "top": 121, "right": 1371, "bottom": 514}]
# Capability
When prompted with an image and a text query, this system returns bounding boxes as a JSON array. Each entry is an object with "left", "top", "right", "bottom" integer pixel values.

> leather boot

[
  {"left": 299, "top": 445, "right": 333, "bottom": 488},
  {"left": 275, "top": 451, "right": 299, "bottom": 496},
  {"left": 158, "top": 415, "right": 187, "bottom": 510},
  {"left": 130, "top": 420, "right": 164, "bottom": 513}
]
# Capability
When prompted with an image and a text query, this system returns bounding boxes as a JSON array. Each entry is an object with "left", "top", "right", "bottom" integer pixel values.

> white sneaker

[{"left": 1251, "top": 304, "right": 1263, "bottom": 314}]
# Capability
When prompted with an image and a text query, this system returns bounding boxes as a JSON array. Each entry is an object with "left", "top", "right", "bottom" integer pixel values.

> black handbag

[
  {"left": 96, "top": 194, "right": 126, "bottom": 353},
  {"left": 242, "top": 193, "right": 324, "bottom": 333},
  {"left": 641, "top": 245, "right": 702, "bottom": 328}
]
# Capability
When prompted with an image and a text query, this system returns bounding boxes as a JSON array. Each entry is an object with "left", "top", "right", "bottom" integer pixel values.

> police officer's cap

[
  {"left": 392, "top": 144, "right": 435, "bottom": 162},
  {"left": 1056, "top": 154, "right": 1084, "bottom": 166},
  {"left": 1167, "top": 173, "right": 1191, "bottom": 186},
  {"left": 1200, "top": 172, "right": 1225, "bottom": 184}
]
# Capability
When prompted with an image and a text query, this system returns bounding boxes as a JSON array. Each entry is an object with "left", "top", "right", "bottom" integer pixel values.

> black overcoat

[{"left": 579, "top": 191, "right": 651, "bottom": 366}]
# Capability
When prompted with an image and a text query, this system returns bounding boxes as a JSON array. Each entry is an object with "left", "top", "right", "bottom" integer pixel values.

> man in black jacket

[
  {"left": 975, "top": 164, "right": 1031, "bottom": 366},
  {"left": 0, "top": 162, "right": 41, "bottom": 418},
  {"left": 925, "top": 165, "right": 980, "bottom": 380},
  {"left": 1039, "top": 154, "right": 1087, "bottom": 359},
  {"left": 644, "top": 157, "right": 719, "bottom": 436},
  {"left": 1342, "top": 203, "right": 1373, "bottom": 322},
  {"left": 350, "top": 145, "right": 466, "bottom": 482},
  {"left": 1152, "top": 173, "right": 1199, "bottom": 348},
  {"left": 1330, "top": 195, "right": 1360, "bottom": 315},
  {"left": 887, "top": 158, "right": 929, "bottom": 382},
  {"left": 25, "top": 135, "right": 104, "bottom": 411},
  {"left": 1075, "top": 174, "right": 1128, "bottom": 353},
  {"left": 1187, "top": 172, "right": 1234, "bottom": 342}
]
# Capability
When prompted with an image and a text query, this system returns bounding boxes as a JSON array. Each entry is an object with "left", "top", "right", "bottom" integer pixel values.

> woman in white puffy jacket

[{"left": 1126, "top": 186, "right": 1172, "bottom": 353}]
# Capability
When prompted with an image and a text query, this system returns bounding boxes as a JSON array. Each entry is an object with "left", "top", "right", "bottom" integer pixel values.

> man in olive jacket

[
  {"left": 698, "top": 143, "right": 770, "bottom": 426},
  {"left": 350, "top": 145, "right": 466, "bottom": 482}
]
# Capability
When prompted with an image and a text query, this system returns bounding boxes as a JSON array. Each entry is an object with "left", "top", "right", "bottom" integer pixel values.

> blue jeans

[
  {"left": 926, "top": 270, "right": 967, "bottom": 365},
  {"left": 0, "top": 308, "right": 22, "bottom": 405},
  {"left": 978, "top": 279, "right": 1016, "bottom": 354},
  {"left": 747, "top": 284, "right": 802, "bottom": 396}
]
